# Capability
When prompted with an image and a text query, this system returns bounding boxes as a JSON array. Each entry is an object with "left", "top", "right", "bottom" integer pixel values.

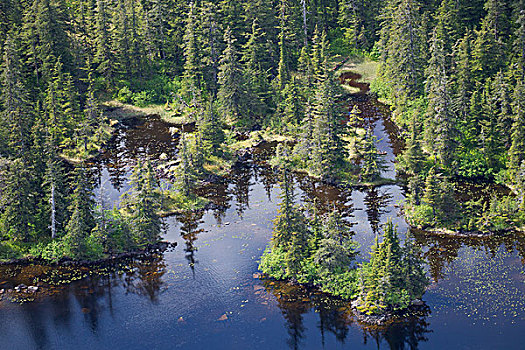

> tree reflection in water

[
  {"left": 175, "top": 211, "right": 206, "bottom": 276},
  {"left": 0, "top": 254, "right": 169, "bottom": 348},
  {"left": 231, "top": 165, "right": 253, "bottom": 218},
  {"left": 360, "top": 312, "right": 432, "bottom": 350},
  {"left": 413, "top": 229, "right": 525, "bottom": 282},
  {"left": 364, "top": 186, "right": 393, "bottom": 235},
  {"left": 262, "top": 278, "right": 430, "bottom": 350}
]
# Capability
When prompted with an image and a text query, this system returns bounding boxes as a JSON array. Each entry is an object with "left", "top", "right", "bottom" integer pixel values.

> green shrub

[
  {"left": 132, "top": 90, "right": 155, "bottom": 107},
  {"left": 116, "top": 86, "right": 133, "bottom": 104},
  {"left": 259, "top": 245, "right": 288, "bottom": 280},
  {"left": 406, "top": 204, "right": 435, "bottom": 229}
]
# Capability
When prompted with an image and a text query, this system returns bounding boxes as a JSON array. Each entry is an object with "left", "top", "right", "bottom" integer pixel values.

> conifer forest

[{"left": 0, "top": 0, "right": 524, "bottom": 348}]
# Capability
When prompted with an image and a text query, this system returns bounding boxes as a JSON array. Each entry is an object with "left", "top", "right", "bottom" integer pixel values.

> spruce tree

[
  {"left": 218, "top": 27, "right": 248, "bottom": 127},
  {"left": 512, "top": 4, "right": 525, "bottom": 81},
  {"left": 471, "top": 8, "right": 506, "bottom": 82},
  {"left": 64, "top": 165, "right": 96, "bottom": 259},
  {"left": 174, "top": 133, "right": 198, "bottom": 196},
  {"left": 314, "top": 210, "right": 357, "bottom": 274},
  {"left": 453, "top": 30, "right": 474, "bottom": 127},
  {"left": 94, "top": 0, "right": 113, "bottom": 84},
  {"left": 378, "top": 0, "right": 426, "bottom": 108},
  {"left": 0, "top": 33, "right": 32, "bottom": 159},
  {"left": 310, "top": 57, "right": 346, "bottom": 181},
  {"left": 360, "top": 129, "right": 388, "bottom": 182},
  {"left": 242, "top": 18, "right": 272, "bottom": 117},
  {"left": 44, "top": 131, "right": 68, "bottom": 239},
  {"left": 271, "top": 151, "right": 310, "bottom": 278},
  {"left": 423, "top": 167, "right": 441, "bottom": 220},
  {"left": 125, "top": 160, "right": 162, "bottom": 246},
  {"left": 0, "top": 158, "right": 37, "bottom": 242},
  {"left": 357, "top": 221, "right": 427, "bottom": 315},
  {"left": 400, "top": 114, "right": 425, "bottom": 175},
  {"left": 198, "top": 101, "right": 225, "bottom": 157},
  {"left": 425, "top": 29, "right": 456, "bottom": 170},
  {"left": 509, "top": 80, "right": 525, "bottom": 176},
  {"left": 113, "top": 0, "right": 131, "bottom": 77},
  {"left": 183, "top": 2, "right": 202, "bottom": 91},
  {"left": 199, "top": 1, "right": 222, "bottom": 97}
]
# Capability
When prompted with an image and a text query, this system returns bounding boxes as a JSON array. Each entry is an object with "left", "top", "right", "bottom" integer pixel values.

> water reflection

[
  {"left": 263, "top": 279, "right": 351, "bottom": 350},
  {"left": 262, "top": 278, "right": 432, "bottom": 350},
  {"left": 231, "top": 165, "right": 254, "bottom": 217},
  {"left": 176, "top": 211, "right": 206, "bottom": 276},
  {"left": 364, "top": 186, "right": 394, "bottom": 235},
  {"left": 413, "top": 230, "right": 525, "bottom": 282},
  {"left": 360, "top": 313, "right": 432, "bottom": 350},
  {"left": 0, "top": 254, "right": 168, "bottom": 349},
  {"left": 1, "top": 88, "right": 524, "bottom": 349}
]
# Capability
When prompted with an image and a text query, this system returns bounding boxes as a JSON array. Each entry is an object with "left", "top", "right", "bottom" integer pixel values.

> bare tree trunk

[
  {"left": 302, "top": 0, "right": 308, "bottom": 47},
  {"left": 50, "top": 183, "right": 56, "bottom": 239}
]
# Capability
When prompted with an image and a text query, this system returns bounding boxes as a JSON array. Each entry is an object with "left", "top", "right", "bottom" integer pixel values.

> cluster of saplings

[
  {"left": 370, "top": 0, "right": 525, "bottom": 232},
  {"left": 259, "top": 165, "right": 429, "bottom": 316}
]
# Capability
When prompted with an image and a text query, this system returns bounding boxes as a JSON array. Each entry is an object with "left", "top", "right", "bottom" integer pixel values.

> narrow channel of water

[{"left": 0, "top": 81, "right": 523, "bottom": 350}]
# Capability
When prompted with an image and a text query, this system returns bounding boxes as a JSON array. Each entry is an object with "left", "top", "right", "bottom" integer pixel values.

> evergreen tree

[
  {"left": 379, "top": 0, "right": 426, "bottom": 108},
  {"left": 0, "top": 158, "right": 37, "bottom": 242},
  {"left": 357, "top": 221, "right": 428, "bottom": 315},
  {"left": 509, "top": 80, "right": 525, "bottom": 175},
  {"left": 400, "top": 114, "right": 425, "bottom": 175},
  {"left": 453, "top": 30, "right": 474, "bottom": 127},
  {"left": 425, "top": 29, "right": 456, "bottom": 169},
  {"left": 94, "top": 0, "right": 113, "bottom": 84},
  {"left": 124, "top": 160, "right": 162, "bottom": 246},
  {"left": 113, "top": 0, "right": 131, "bottom": 77},
  {"left": 200, "top": 1, "right": 222, "bottom": 97},
  {"left": 271, "top": 150, "right": 310, "bottom": 277},
  {"left": 471, "top": 7, "right": 507, "bottom": 82},
  {"left": 242, "top": 18, "right": 273, "bottom": 117},
  {"left": 44, "top": 131, "right": 68, "bottom": 239},
  {"left": 313, "top": 210, "right": 357, "bottom": 274},
  {"left": 422, "top": 167, "right": 441, "bottom": 219},
  {"left": 174, "top": 133, "right": 198, "bottom": 196},
  {"left": 0, "top": 33, "right": 32, "bottom": 158},
  {"left": 218, "top": 27, "right": 249, "bottom": 127},
  {"left": 64, "top": 165, "right": 96, "bottom": 259},
  {"left": 183, "top": 2, "right": 202, "bottom": 91},
  {"left": 512, "top": 3, "right": 525, "bottom": 81},
  {"left": 22, "top": 0, "right": 72, "bottom": 83},
  {"left": 198, "top": 101, "right": 225, "bottom": 157},
  {"left": 45, "top": 60, "right": 81, "bottom": 147},
  {"left": 360, "top": 129, "right": 388, "bottom": 182},
  {"left": 310, "top": 59, "right": 346, "bottom": 181},
  {"left": 276, "top": 0, "right": 291, "bottom": 92}
]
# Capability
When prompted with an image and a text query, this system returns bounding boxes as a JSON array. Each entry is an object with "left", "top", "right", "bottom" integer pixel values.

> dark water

[{"left": 0, "top": 91, "right": 524, "bottom": 350}]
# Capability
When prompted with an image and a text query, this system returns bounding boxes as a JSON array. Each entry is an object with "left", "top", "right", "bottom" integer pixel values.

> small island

[{"left": 260, "top": 161, "right": 429, "bottom": 324}]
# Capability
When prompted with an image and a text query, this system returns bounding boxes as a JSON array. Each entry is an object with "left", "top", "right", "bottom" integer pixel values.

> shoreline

[{"left": 0, "top": 241, "right": 176, "bottom": 267}]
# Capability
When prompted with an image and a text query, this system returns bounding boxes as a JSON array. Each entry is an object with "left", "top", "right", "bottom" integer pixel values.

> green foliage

[
  {"left": 477, "top": 195, "right": 525, "bottom": 232},
  {"left": 260, "top": 163, "right": 360, "bottom": 299},
  {"left": 122, "top": 160, "right": 163, "bottom": 246},
  {"left": 356, "top": 221, "right": 429, "bottom": 315}
]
